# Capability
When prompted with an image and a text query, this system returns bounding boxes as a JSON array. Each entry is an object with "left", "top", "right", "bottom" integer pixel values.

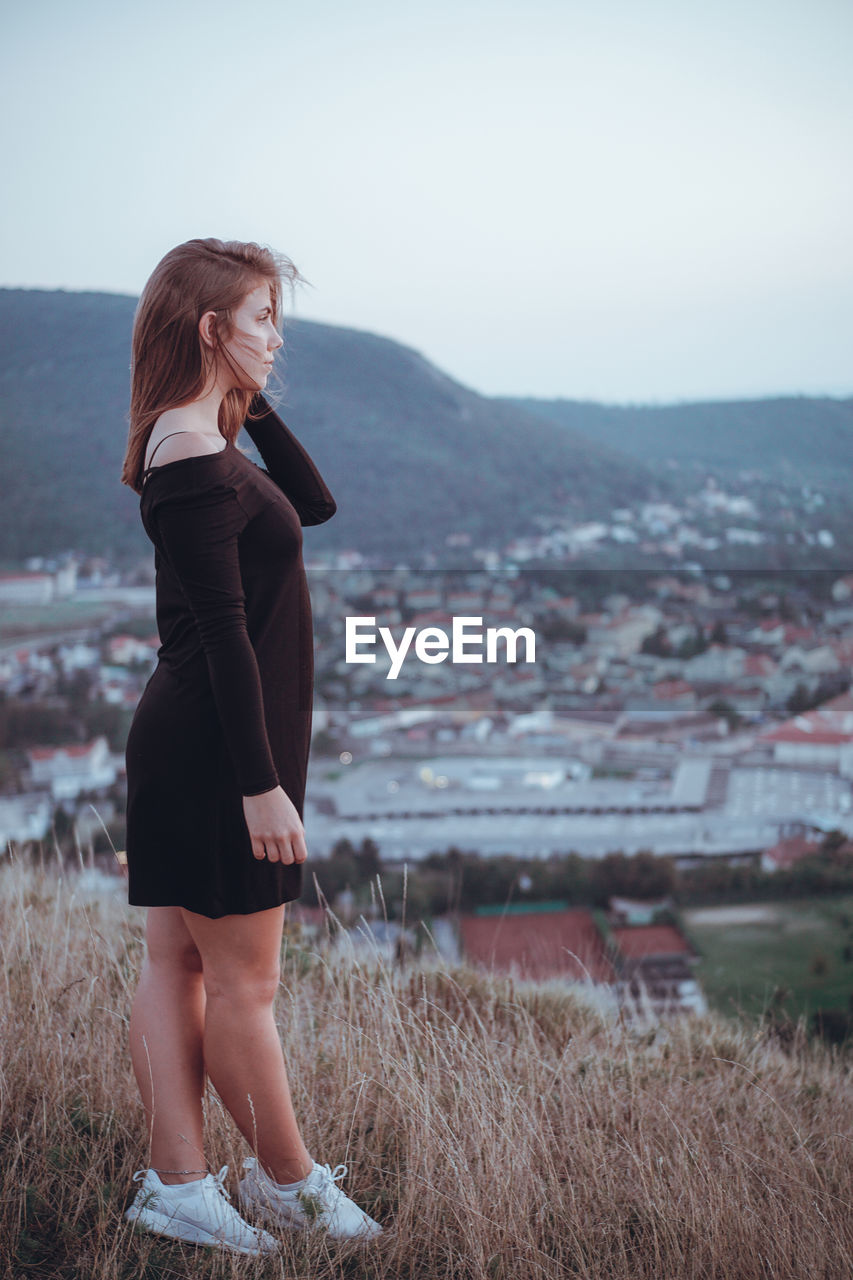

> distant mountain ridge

[
  {"left": 0, "top": 288, "right": 851, "bottom": 566},
  {"left": 509, "top": 395, "right": 853, "bottom": 487}
]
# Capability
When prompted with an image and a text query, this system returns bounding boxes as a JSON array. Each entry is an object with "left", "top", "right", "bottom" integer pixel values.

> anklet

[{"left": 151, "top": 1167, "right": 208, "bottom": 1176}]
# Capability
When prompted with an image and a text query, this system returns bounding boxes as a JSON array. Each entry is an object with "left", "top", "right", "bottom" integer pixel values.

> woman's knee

[
  {"left": 178, "top": 905, "right": 284, "bottom": 1005},
  {"left": 203, "top": 958, "right": 281, "bottom": 1006}
]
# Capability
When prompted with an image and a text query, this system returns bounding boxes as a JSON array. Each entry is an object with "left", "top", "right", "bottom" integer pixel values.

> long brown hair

[{"left": 120, "top": 238, "right": 303, "bottom": 493}]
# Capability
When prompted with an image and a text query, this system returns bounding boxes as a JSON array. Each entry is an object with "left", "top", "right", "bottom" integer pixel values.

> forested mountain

[
  {"left": 0, "top": 288, "right": 850, "bottom": 565},
  {"left": 0, "top": 289, "right": 653, "bottom": 564}
]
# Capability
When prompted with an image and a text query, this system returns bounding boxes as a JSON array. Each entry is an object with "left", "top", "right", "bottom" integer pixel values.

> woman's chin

[{"left": 236, "top": 372, "right": 270, "bottom": 393}]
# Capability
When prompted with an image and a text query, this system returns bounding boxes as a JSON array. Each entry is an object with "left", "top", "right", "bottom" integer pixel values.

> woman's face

[{"left": 220, "top": 282, "right": 283, "bottom": 391}]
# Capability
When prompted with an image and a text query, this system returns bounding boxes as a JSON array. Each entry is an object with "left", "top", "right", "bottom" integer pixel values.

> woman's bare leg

[
  {"left": 129, "top": 907, "right": 207, "bottom": 1184},
  {"left": 179, "top": 903, "right": 313, "bottom": 1185}
]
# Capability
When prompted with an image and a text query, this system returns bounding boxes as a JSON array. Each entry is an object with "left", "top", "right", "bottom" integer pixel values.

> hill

[
  {"left": 2, "top": 859, "right": 851, "bottom": 1278},
  {"left": 4, "top": 288, "right": 852, "bottom": 567},
  {"left": 0, "top": 289, "right": 655, "bottom": 564}
]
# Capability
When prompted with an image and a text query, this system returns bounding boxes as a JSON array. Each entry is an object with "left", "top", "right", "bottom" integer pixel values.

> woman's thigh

[
  {"left": 145, "top": 905, "right": 204, "bottom": 971},
  {"left": 178, "top": 905, "right": 285, "bottom": 997}
]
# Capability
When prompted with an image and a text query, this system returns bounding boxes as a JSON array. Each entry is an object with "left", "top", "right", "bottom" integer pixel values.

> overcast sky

[{"left": 2, "top": 0, "right": 851, "bottom": 403}]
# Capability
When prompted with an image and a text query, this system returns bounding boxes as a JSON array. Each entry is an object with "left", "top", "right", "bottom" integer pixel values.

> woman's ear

[{"left": 198, "top": 310, "right": 218, "bottom": 349}]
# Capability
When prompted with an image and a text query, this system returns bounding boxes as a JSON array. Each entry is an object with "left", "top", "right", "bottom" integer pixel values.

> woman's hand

[{"left": 242, "top": 786, "right": 307, "bottom": 864}]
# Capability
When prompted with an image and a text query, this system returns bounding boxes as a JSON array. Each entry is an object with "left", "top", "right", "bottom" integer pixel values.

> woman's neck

[{"left": 162, "top": 380, "right": 228, "bottom": 436}]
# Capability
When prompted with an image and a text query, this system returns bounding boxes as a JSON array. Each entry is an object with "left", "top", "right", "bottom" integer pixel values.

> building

[
  {"left": 0, "top": 572, "right": 55, "bottom": 603},
  {"left": 610, "top": 924, "right": 706, "bottom": 1015},
  {"left": 608, "top": 895, "right": 673, "bottom": 925},
  {"left": 27, "top": 736, "right": 118, "bottom": 800},
  {"left": 0, "top": 793, "right": 52, "bottom": 847},
  {"left": 761, "top": 827, "right": 823, "bottom": 873}
]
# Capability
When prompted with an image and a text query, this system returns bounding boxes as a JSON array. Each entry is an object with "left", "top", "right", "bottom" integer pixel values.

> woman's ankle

[
  {"left": 262, "top": 1154, "right": 314, "bottom": 1186},
  {"left": 151, "top": 1166, "right": 208, "bottom": 1186}
]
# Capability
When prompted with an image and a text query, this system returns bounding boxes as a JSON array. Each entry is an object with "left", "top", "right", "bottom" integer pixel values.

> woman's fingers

[
  {"left": 292, "top": 827, "right": 308, "bottom": 864},
  {"left": 266, "top": 838, "right": 288, "bottom": 864},
  {"left": 250, "top": 833, "right": 304, "bottom": 863},
  {"left": 242, "top": 789, "right": 306, "bottom": 864}
]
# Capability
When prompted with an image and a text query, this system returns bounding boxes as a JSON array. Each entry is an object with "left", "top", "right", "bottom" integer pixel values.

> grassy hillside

[{"left": 1, "top": 857, "right": 851, "bottom": 1279}]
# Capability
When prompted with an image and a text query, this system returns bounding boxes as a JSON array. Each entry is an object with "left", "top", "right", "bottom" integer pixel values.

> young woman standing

[{"left": 120, "top": 238, "right": 380, "bottom": 1256}]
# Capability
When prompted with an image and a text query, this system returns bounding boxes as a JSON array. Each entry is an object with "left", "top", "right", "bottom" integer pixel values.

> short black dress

[{"left": 124, "top": 394, "right": 336, "bottom": 918}]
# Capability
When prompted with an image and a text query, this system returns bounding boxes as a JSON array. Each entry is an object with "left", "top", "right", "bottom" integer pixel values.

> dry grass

[{"left": 1, "top": 855, "right": 852, "bottom": 1280}]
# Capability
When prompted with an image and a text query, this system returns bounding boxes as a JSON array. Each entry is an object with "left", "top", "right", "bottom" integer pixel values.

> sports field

[
  {"left": 0, "top": 599, "right": 117, "bottom": 641},
  {"left": 683, "top": 895, "right": 853, "bottom": 1024}
]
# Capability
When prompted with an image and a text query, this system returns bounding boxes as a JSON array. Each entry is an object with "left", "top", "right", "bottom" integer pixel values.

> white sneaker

[
  {"left": 238, "top": 1157, "right": 383, "bottom": 1241},
  {"left": 125, "top": 1165, "right": 278, "bottom": 1255}
]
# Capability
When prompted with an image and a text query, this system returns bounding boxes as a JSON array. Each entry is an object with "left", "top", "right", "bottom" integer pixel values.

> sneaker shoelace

[
  {"left": 302, "top": 1163, "right": 348, "bottom": 1214},
  {"left": 210, "top": 1165, "right": 232, "bottom": 1202},
  {"left": 132, "top": 1164, "right": 231, "bottom": 1199},
  {"left": 185, "top": 1166, "right": 261, "bottom": 1237}
]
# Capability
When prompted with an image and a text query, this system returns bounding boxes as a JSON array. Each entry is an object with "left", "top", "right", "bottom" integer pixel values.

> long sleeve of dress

[
  {"left": 151, "top": 480, "right": 281, "bottom": 797},
  {"left": 241, "top": 394, "right": 337, "bottom": 526}
]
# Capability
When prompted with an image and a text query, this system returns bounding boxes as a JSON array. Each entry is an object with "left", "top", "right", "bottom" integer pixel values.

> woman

[{"left": 119, "top": 238, "right": 381, "bottom": 1256}]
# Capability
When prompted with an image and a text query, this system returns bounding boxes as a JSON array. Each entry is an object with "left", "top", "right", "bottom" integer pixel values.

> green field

[
  {"left": 0, "top": 599, "right": 117, "bottom": 640},
  {"left": 683, "top": 895, "right": 853, "bottom": 1024}
]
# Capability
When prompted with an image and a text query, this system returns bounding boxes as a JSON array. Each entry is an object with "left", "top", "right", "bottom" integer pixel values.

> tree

[
  {"left": 641, "top": 626, "right": 671, "bottom": 657},
  {"left": 590, "top": 850, "right": 678, "bottom": 904},
  {"left": 787, "top": 683, "right": 813, "bottom": 715},
  {"left": 707, "top": 699, "right": 742, "bottom": 730},
  {"left": 355, "top": 837, "right": 382, "bottom": 881}
]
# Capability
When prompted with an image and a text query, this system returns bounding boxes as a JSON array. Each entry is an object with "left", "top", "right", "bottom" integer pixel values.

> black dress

[{"left": 124, "top": 394, "right": 336, "bottom": 918}]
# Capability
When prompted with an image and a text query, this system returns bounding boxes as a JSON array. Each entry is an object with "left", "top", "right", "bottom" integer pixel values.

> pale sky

[{"left": 2, "top": 0, "right": 852, "bottom": 403}]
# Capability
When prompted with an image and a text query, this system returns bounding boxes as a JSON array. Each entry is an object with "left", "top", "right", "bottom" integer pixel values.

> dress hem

[{"left": 127, "top": 889, "right": 303, "bottom": 919}]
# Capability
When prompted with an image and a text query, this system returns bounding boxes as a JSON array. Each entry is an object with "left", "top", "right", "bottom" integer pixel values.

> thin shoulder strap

[{"left": 144, "top": 431, "right": 197, "bottom": 472}]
